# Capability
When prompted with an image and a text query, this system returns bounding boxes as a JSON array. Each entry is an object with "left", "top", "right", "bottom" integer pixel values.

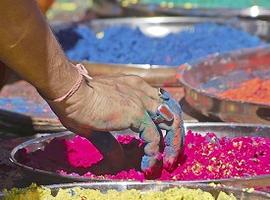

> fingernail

[{"left": 157, "top": 104, "right": 174, "bottom": 122}]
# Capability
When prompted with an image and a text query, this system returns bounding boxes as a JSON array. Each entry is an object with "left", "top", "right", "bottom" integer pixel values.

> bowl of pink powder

[{"left": 10, "top": 122, "right": 270, "bottom": 191}]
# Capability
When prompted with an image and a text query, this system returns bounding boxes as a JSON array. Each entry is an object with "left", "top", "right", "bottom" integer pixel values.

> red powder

[
  {"left": 20, "top": 131, "right": 270, "bottom": 181},
  {"left": 219, "top": 78, "right": 270, "bottom": 105}
]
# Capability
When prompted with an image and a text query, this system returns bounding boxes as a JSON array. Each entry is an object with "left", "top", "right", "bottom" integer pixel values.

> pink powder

[
  {"left": 65, "top": 136, "right": 103, "bottom": 168},
  {"left": 17, "top": 135, "right": 103, "bottom": 174},
  {"left": 19, "top": 131, "right": 270, "bottom": 181},
  {"left": 117, "top": 135, "right": 143, "bottom": 145}
]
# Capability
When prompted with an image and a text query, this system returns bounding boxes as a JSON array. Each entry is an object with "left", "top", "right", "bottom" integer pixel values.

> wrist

[{"left": 37, "top": 61, "right": 80, "bottom": 100}]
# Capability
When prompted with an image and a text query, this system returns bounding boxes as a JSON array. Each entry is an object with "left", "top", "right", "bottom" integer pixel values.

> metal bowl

[
  {"left": 10, "top": 122, "right": 270, "bottom": 190},
  {"left": 1, "top": 182, "right": 270, "bottom": 199},
  {"left": 178, "top": 45, "right": 270, "bottom": 125},
  {"left": 120, "top": 3, "right": 270, "bottom": 19}
]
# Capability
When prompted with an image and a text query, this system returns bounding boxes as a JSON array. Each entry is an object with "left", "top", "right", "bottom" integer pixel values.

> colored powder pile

[
  {"left": 18, "top": 131, "right": 270, "bottom": 181},
  {"left": 3, "top": 184, "right": 237, "bottom": 200},
  {"left": 17, "top": 136, "right": 103, "bottom": 172},
  {"left": 219, "top": 78, "right": 270, "bottom": 105},
  {"left": 131, "top": 0, "right": 270, "bottom": 9},
  {"left": 56, "top": 23, "right": 263, "bottom": 66}
]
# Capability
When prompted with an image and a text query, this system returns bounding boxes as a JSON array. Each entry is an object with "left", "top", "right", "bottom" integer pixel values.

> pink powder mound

[
  {"left": 65, "top": 136, "right": 103, "bottom": 168},
  {"left": 17, "top": 135, "right": 103, "bottom": 173},
  {"left": 18, "top": 131, "right": 270, "bottom": 181}
]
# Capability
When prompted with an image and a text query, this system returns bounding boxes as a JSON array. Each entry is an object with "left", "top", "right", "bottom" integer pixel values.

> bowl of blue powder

[{"left": 54, "top": 17, "right": 268, "bottom": 67}]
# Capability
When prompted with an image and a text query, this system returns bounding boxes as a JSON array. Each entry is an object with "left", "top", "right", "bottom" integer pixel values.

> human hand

[
  {"left": 94, "top": 75, "right": 185, "bottom": 173},
  {"left": 44, "top": 71, "right": 164, "bottom": 175},
  {"left": 43, "top": 66, "right": 184, "bottom": 177}
]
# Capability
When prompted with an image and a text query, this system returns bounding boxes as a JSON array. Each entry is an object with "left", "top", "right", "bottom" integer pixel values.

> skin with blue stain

[
  {"left": 141, "top": 89, "right": 185, "bottom": 177},
  {"left": 56, "top": 23, "right": 264, "bottom": 66},
  {"left": 138, "top": 111, "right": 163, "bottom": 178},
  {"left": 159, "top": 89, "right": 185, "bottom": 171}
]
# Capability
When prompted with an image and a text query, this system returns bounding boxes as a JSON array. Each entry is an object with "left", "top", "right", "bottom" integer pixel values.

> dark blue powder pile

[{"left": 56, "top": 23, "right": 264, "bottom": 66}]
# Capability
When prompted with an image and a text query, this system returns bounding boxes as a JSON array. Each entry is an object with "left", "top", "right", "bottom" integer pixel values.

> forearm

[
  {"left": 0, "top": 62, "right": 7, "bottom": 90},
  {"left": 0, "top": 0, "right": 78, "bottom": 99}
]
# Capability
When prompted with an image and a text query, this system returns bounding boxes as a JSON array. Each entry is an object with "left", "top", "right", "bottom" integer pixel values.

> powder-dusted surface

[
  {"left": 0, "top": 81, "right": 56, "bottom": 118},
  {"left": 3, "top": 184, "right": 237, "bottom": 200},
  {"left": 0, "top": 97, "right": 54, "bottom": 118},
  {"left": 19, "top": 131, "right": 270, "bottom": 181},
  {"left": 56, "top": 23, "right": 263, "bottom": 66},
  {"left": 219, "top": 78, "right": 270, "bottom": 105}
]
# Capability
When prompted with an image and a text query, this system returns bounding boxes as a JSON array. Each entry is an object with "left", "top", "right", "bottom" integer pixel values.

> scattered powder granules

[
  {"left": 18, "top": 130, "right": 270, "bottom": 181},
  {"left": 3, "top": 183, "right": 237, "bottom": 200},
  {"left": 219, "top": 78, "right": 270, "bottom": 105}
]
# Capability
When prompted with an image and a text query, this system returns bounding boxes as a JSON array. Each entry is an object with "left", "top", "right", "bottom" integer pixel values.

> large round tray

[
  {"left": 10, "top": 122, "right": 270, "bottom": 190},
  {"left": 178, "top": 45, "right": 270, "bottom": 125},
  {"left": 1, "top": 182, "right": 270, "bottom": 199}
]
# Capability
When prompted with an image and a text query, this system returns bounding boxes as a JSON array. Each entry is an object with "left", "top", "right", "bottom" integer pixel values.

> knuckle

[{"left": 115, "top": 83, "right": 122, "bottom": 90}]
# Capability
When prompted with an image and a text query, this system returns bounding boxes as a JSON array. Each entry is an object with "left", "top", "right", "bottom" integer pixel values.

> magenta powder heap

[{"left": 18, "top": 131, "right": 270, "bottom": 181}]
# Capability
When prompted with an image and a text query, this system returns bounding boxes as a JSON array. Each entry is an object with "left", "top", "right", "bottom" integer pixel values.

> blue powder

[
  {"left": 0, "top": 97, "right": 55, "bottom": 118},
  {"left": 57, "top": 22, "right": 264, "bottom": 66}
]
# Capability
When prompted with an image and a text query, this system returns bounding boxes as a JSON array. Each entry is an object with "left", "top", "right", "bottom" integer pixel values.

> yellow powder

[{"left": 3, "top": 184, "right": 237, "bottom": 200}]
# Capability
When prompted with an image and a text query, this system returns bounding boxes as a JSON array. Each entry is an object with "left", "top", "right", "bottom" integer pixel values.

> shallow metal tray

[
  {"left": 178, "top": 45, "right": 270, "bottom": 125},
  {"left": 1, "top": 182, "right": 270, "bottom": 199},
  {"left": 10, "top": 122, "right": 270, "bottom": 190},
  {"left": 84, "top": 17, "right": 270, "bottom": 41},
  {"left": 120, "top": 3, "right": 270, "bottom": 19}
]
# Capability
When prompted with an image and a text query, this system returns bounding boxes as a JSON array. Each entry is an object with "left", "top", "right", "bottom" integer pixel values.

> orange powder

[{"left": 219, "top": 78, "right": 270, "bottom": 105}]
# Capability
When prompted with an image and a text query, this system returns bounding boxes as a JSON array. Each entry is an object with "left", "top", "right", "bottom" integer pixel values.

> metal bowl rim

[
  {"left": 1, "top": 181, "right": 270, "bottom": 198},
  {"left": 51, "top": 16, "right": 270, "bottom": 29},
  {"left": 122, "top": 3, "right": 270, "bottom": 18}
]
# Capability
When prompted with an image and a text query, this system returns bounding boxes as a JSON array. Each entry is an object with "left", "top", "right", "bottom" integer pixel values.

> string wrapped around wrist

[{"left": 51, "top": 63, "right": 92, "bottom": 102}]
